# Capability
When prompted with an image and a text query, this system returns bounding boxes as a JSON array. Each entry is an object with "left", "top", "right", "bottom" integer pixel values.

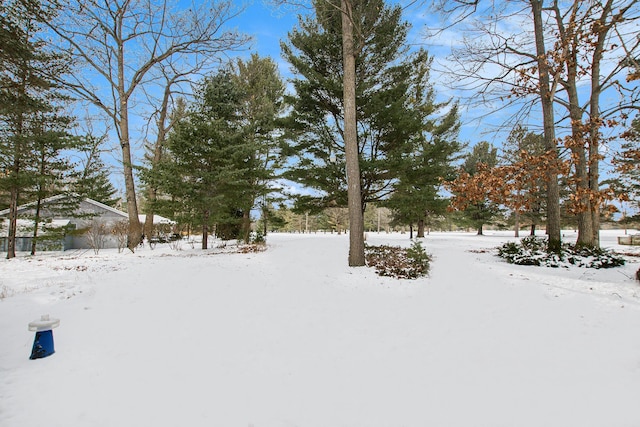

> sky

[
  {"left": 234, "top": 1, "right": 300, "bottom": 67},
  {"left": 214, "top": 0, "right": 503, "bottom": 145},
  {"left": 83, "top": 0, "right": 636, "bottom": 214},
  {"left": 102, "top": 0, "right": 475, "bottom": 193}
]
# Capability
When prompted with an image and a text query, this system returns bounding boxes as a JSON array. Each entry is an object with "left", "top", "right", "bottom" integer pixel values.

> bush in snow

[
  {"left": 565, "top": 245, "right": 626, "bottom": 269},
  {"left": 636, "top": 267, "right": 640, "bottom": 282},
  {"left": 365, "top": 240, "right": 431, "bottom": 279},
  {"left": 249, "top": 229, "right": 266, "bottom": 245},
  {"left": 497, "top": 236, "right": 625, "bottom": 269},
  {"left": 237, "top": 244, "right": 267, "bottom": 253}
]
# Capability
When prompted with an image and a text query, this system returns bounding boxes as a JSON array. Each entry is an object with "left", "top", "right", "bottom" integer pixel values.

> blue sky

[
  {"left": 232, "top": 1, "right": 498, "bottom": 145},
  {"left": 232, "top": 1, "right": 311, "bottom": 86},
  {"left": 235, "top": 2, "right": 299, "bottom": 61},
  {"left": 97, "top": 0, "right": 481, "bottom": 193},
  {"left": 83, "top": 0, "right": 634, "bottom": 215}
]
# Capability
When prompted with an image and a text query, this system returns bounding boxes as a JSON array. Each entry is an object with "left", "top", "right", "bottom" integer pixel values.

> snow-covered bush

[
  {"left": 497, "top": 236, "right": 625, "bottom": 269},
  {"left": 497, "top": 240, "right": 545, "bottom": 266},
  {"left": 365, "top": 240, "right": 431, "bottom": 279},
  {"left": 565, "top": 246, "right": 626, "bottom": 269},
  {"left": 249, "top": 230, "right": 265, "bottom": 245}
]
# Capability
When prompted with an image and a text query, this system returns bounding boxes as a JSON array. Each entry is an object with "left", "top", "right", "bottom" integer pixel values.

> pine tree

[
  {"left": 384, "top": 55, "right": 463, "bottom": 239},
  {"left": 152, "top": 69, "right": 252, "bottom": 249},
  {"left": 0, "top": 0, "right": 77, "bottom": 257},
  {"left": 615, "top": 118, "right": 640, "bottom": 220},
  {"left": 75, "top": 136, "right": 119, "bottom": 207},
  {"left": 232, "top": 54, "right": 286, "bottom": 242},
  {"left": 282, "top": 0, "right": 425, "bottom": 214}
]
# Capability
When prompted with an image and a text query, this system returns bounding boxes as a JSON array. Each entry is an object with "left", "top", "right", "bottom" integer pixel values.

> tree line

[{"left": 1, "top": 0, "right": 639, "bottom": 262}]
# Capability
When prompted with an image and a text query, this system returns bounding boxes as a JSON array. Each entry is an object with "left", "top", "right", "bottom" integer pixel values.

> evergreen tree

[
  {"left": 26, "top": 109, "right": 80, "bottom": 255},
  {"left": 151, "top": 68, "right": 252, "bottom": 249},
  {"left": 0, "top": 0, "right": 76, "bottom": 257},
  {"left": 75, "top": 135, "right": 119, "bottom": 207},
  {"left": 384, "top": 57, "right": 463, "bottom": 239},
  {"left": 282, "top": 0, "right": 427, "bottom": 215},
  {"left": 232, "top": 54, "right": 286, "bottom": 242},
  {"left": 615, "top": 118, "right": 640, "bottom": 220}
]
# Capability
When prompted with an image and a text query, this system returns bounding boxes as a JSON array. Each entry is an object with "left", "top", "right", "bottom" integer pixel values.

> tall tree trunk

[
  {"left": 567, "top": 90, "right": 594, "bottom": 247},
  {"left": 31, "top": 148, "right": 47, "bottom": 256},
  {"left": 7, "top": 80, "right": 25, "bottom": 259},
  {"left": 531, "top": 0, "right": 562, "bottom": 253},
  {"left": 202, "top": 210, "right": 210, "bottom": 250},
  {"left": 586, "top": 1, "right": 612, "bottom": 249},
  {"left": 7, "top": 114, "right": 23, "bottom": 259},
  {"left": 143, "top": 187, "right": 156, "bottom": 239},
  {"left": 116, "top": 27, "right": 141, "bottom": 251},
  {"left": 262, "top": 201, "right": 268, "bottom": 237},
  {"left": 7, "top": 187, "right": 18, "bottom": 259},
  {"left": 242, "top": 209, "right": 251, "bottom": 243},
  {"left": 588, "top": 129, "right": 601, "bottom": 248},
  {"left": 120, "top": 107, "right": 142, "bottom": 250},
  {"left": 144, "top": 79, "right": 175, "bottom": 240},
  {"left": 417, "top": 218, "right": 425, "bottom": 238},
  {"left": 514, "top": 210, "right": 520, "bottom": 237},
  {"left": 561, "top": 11, "right": 594, "bottom": 248},
  {"left": 341, "top": 0, "right": 365, "bottom": 266},
  {"left": 30, "top": 197, "right": 42, "bottom": 256}
]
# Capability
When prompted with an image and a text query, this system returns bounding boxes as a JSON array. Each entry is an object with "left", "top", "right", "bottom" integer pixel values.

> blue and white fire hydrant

[{"left": 28, "top": 314, "right": 60, "bottom": 360}]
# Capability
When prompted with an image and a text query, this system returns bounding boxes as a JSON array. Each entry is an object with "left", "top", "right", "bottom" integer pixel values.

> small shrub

[
  {"left": 237, "top": 244, "right": 267, "bottom": 253},
  {"left": 497, "top": 241, "right": 542, "bottom": 266},
  {"left": 249, "top": 230, "right": 266, "bottom": 245},
  {"left": 85, "top": 220, "right": 108, "bottom": 255},
  {"left": 365, "top": 240, "right": 431, "bottom": 279},
  {"left": 520, "top": 235, "right": 547, "bottom": 252},
  {"left": 497, "top": 237, "right": 625, "bottom": 269},
  {"left": 111, "top": 220, "right": 129, "bottom": 253},
  {"left": 566, "top": 245, "right": 626, "bottom": 269},
  {"left": 406, "top": 240, "right": 431, "bottom": 271}
]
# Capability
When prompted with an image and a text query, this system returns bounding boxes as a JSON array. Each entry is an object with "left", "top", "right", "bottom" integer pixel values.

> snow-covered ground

[{"left": 1, "top": 230, "right": 639, "bottom": 427}]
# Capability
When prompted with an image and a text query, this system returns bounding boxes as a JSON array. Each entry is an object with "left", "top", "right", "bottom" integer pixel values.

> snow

[{"left": 1, "top": 230, "right": 640, "bottom": 427}]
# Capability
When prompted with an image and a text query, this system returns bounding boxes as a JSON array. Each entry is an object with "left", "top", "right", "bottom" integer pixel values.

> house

[{"left": 0, "top": 195, "right": 174, "bottom": 251}]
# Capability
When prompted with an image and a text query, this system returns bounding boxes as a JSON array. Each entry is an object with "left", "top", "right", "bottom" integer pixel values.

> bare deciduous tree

[
  {"left": 42, "top": 0, "right": 250, "bottom": 250},
  {"left": 435, "top": 0, "right": 639, "bottom": 249},
  {"left": 111, "top": 219, "right": 128, "bottom": 253},
  {"left": 85, "top": 220, "right": 107, "bottom": 254}
]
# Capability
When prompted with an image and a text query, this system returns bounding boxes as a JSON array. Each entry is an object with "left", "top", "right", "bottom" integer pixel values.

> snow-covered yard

[{"left": 1, "top": 230, "right": 639, "bottom": 427}]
